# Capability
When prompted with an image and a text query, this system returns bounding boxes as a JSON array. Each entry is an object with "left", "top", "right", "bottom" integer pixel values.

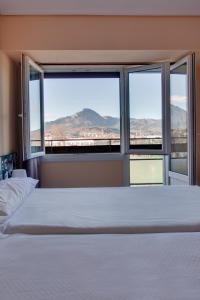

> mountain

[
  {"left": 130, "top": 118, "right": 161, "bottom": 136},
  {"left": 32, "top": 105, "right": 186, "bottom": 140},
  {"left": 47, "top": 108, "right": 120, "bottom": 130},
  {"left": 43, "top": 108, "right": 121, "bottom": 140},
  {"left": 171, "top": 105, "right": 187, "bottom": 130}
]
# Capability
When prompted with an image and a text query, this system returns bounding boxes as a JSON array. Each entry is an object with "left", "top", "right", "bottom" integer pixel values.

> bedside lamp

[{"left": 12, "top": 169, "right": 27, "bottom": 178}]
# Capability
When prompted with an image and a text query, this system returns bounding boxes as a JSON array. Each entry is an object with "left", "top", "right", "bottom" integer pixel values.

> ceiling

[
  {"left": 0, "top": 0, "right": 200, "bottom": 16},
  {"left": 7, "top": 50, "right": 188, "bottom": 64}
]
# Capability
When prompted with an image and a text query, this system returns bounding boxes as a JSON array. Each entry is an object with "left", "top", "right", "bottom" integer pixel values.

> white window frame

[
  {"left": 22, "top": 55, "right": 45, "bottom": 160},
  {"left": 168, "top": 54, "right": 196, "bottom": 185},
  {"left": 42, "top": 65, "right": 125, "bottom": 156},
  {"left": 123, "top": 63, "right": 170, "bottom": 186},
  {"left": 41, "top": 64, "right": 171, "bottom": 186},
  {"left": 124, "top": 63, "right": 170, "bottom": 155},
  {"left": 22, "top": 58, "right": 194, "bottom": 186}
]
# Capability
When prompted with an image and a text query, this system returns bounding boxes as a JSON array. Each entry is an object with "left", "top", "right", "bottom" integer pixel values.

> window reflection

[
  {"left": 170, "top": 63, "right": 188, "bottom": 175},
  {"left": 29, "top": 66, "right": 43, "bottom": 153}
]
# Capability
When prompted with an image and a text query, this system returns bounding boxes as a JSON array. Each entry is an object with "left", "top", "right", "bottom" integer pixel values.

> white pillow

[
  {"left": 0, "top": 216, "right": 6, "bottom": 223},
  {"left": 0, "top": 177, "right": 38, "bottom": 217},
  {"left": 0, "top": 188, "right": 23, "bottom": 216},
  {"left": 0, "top": 177, "right": 38, "bottom": 193}
]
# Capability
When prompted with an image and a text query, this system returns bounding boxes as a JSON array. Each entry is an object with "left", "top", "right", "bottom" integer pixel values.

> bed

[
  {"left": 2, "top": 185, "right": 200, "bottom": 234},
  {"left": 0, "top": 232, "right": 200, "bottom": 300},
  {"left": 1, "top": 153, "right": 200, "bottom": 235}
]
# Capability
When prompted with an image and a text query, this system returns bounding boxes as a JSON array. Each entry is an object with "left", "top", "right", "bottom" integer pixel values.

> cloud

[
  {"left": 171, "top": 95, "right": 186, "bottom": 103},
  {"left": 171, "top": 95, "right": 187, "bottom": 110}
]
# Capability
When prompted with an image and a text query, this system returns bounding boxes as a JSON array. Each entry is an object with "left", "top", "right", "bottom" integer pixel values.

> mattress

[
  {"left": 0, "top": 232, "right": 200, "bottom": 300},
  {"left": 2, "top": 186, "right": 200, "bottom": 234}
]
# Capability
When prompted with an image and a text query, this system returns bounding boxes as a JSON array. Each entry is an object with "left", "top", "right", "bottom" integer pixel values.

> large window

[
  {"left": 43, "top": 72, "right": 120, "bottom": 153},
  {"left": 22, "top": 55, "right": 195, "bottom": 186}
]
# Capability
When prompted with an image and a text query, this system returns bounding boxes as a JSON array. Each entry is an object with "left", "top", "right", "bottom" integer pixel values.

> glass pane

[
  {"left": 170, "top": 63, "right": 188, "bottom": 175},
  {"left": 29, "top": 66, "right": 43, "bottom": 154},
  {"left": 129, "top": 68, "right": 162, "bottom": 150},
  {"left": 44, "top": 75, "right": 120, "bottom": 154},
  {"left": 130, "top": 155, "right": 164, "bottom": 186}
]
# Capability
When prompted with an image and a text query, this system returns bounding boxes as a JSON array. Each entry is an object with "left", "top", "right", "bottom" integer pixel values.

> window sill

[{"left": 41, "top": 153, "right": 125, "bottom": 162}]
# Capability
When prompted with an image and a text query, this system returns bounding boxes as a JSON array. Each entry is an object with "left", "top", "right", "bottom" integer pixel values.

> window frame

[
  {"left": 123, "top": 63, "right": 170, "bottom": 186},
  {"left": 124, "top": 63, "right": 170, "bottom": 156},
  {"left": 168, "top": 55, "right": 196, "bottom": 185},
  {"left": 41, "top": 64, "right": 171, "bottom": 186},
  {"left": 129, "top": 154, "right": 165, "bottom": 186},
  {"left": 21, "top": 56, "right": 195, "bottom": 186},
  {"left": 22, "top": 55, "right": 45, "bottom": 160},
  {"left": 42, "top": 65, "right": 125, "bottom": 155}
]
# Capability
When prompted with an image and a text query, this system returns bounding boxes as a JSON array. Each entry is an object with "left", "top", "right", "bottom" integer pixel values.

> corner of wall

[{"left": 0, "top": 50, "right": 18, "bottom": 156}]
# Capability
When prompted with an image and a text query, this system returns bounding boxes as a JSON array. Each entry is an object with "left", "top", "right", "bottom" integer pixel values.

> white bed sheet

[
  {"left": 2, "top": 186, "right": 200, "bottom": 234},
  {"left": 0, "top": 232, "right": 200, "bottom": 300}
]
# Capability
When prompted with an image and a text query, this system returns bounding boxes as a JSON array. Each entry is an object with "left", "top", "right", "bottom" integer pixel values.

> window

[
  {"left": 22, "top": 56, "right": 44, "bottom": 160},
  {"left": 129, "top": 155, "right": 164, "bottom": 186},
  {"left": 22, "top": 55, "right": 195, "bottom": 186},
  {"left": 169, "top": 55, "right": 195, "bottom": 185},
  {"left": 128, "top": 67, "right": 163, "bottom": 150},
  {"left": 170, "top": 63, "right": 188, "bottom": 175},
  {"left": 44, "top": 72, "right": 121, "bottom": 153},
  {"left": 29, "top": 66, "right": 43, "bottom": 154},
  {"left": 126, "top": 65, "right": 166, "bottom": 186}
]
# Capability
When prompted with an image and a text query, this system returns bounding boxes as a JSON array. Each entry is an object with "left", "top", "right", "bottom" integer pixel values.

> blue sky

[
  {"left": 129, "top": 73, "right": 161, "bottom": 120},
  {"left": 29, "top": 80, "right": 41, "bottom": 132},
  {"left": 44, "top": 78, "right": 120, "bottom": 122},
  {"left": 170, "top": 73, "right": 187, "bottom": 110}
]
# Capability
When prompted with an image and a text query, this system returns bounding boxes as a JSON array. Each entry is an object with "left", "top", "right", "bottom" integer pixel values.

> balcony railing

[
  {"left": 31, "top": 137, "right": 187, "bottom": 154},
  {"left": 45, "top": 138, "right": 121, "bottom": 147}
]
